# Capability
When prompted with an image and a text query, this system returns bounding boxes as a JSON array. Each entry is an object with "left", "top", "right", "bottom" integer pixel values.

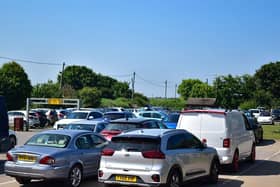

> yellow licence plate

[
  {"left": 17, "top": 155, "right": 36, "bottom": 162},
  {"left": 115, "top": 175, "right": 137, "bottom": 182}
]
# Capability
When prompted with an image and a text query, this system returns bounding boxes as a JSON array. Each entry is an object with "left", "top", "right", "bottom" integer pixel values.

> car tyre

[
  {"left": 208, "top": 158, "right": 219, "bottom": 184},
  {"left": 9, "top": 135, "right": 16, "bottom": 149},
  {"left": 247, "top": 144, "right": 256, "bottom": 163},
  {"left": 231, "top": 150, "right": 239, "bottom": 172},
  {"left": 15, "top": 177, "right": 31, "bottom": 184},
  {"left": 165, "top": 168, "right": 182, "bottom": 187},
  {"left": 66, "top": 165, "right": 83, "bottom": 187}
]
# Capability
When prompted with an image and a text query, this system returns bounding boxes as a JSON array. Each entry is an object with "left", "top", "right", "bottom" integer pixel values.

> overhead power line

[
  {"left": 0, "top": 56, "right": 61, "bottom": 66},
  {"left": 135, "top": 73, "right": 165, "bottom": 88}
]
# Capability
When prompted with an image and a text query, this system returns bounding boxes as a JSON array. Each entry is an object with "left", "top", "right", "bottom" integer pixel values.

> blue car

[{"left": 164, "top": 112, "right": 180, "bottom": 129}]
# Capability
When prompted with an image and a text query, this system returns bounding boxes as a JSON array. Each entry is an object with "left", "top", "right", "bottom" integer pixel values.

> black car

[
  {"left": 272, "top": 109, "right": 280, "bottom": 124},
  {"left": 247, "top": 117, "right": 263, "bottom": 144}
]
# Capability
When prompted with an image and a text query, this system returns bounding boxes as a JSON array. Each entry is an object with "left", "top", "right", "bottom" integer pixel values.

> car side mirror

[{"left": 88, "top": 116, "right": 94, "bottom": 120}]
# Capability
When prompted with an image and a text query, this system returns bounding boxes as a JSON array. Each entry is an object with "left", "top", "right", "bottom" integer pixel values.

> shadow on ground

[{"left": 257, "top": 139, "right": 276, "bottom": 147}]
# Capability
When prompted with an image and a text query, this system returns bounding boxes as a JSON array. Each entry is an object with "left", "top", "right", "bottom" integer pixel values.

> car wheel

[
  {"left": 166, "top": 169, "right": 182, "bottom": 187},
  {"left": 9, "top": 136, "right": 16, "bottom": 149},
  {"left": 247, "top": 144, "right": 256, "bottom": 163},
  {"left": 231, "top": 150, "right": 239, "bottom": 172},
  {"left": 208, "top": 158, "right": 219, "bottom": 184},
  {"left": 66, "top": 165, "right": 83, "bottom": 187},
  {"left": 15, "top": 177, "right": 31, "bottom": 184}
]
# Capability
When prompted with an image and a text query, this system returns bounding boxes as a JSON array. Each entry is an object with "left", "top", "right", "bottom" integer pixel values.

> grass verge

[{"left": 263, "top": 124, "right": 280, "bottom": 140}]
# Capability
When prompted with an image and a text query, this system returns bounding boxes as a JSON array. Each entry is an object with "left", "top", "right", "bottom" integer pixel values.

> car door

[
  {"left": 166, "top": 133, "right": 203, "bottom": 180},
  {"left": 75, "top": 134, "right": 103, "bottom": 176}
]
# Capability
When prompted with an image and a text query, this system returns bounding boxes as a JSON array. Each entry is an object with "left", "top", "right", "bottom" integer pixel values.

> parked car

[
  {"left": 31, "top": 109, "right": 48, "bottom": 128},
  {"left": 101, "top": 118, "right": 168, "bottom": 141},
  {"left": 134, "top": 110, "right": 168, "bottom": 121},
  {"left": 8, "top": 130, "right": 17, "bottom": 149},
  {"left": 249, "top": 109, "right": 261, "bottom": 118},
  {"left": 0, "top": 96, "right": 9, "bottom": 152},
  {"left": 8, "top": 110, "right": 40, "bottom": 128},
  {"left": 46, "top": 109, "right": 58, "bottom": 126},
  {"left": 53, "top": 110, "right": 103, "bottom": 129},
  {"left": 5, "top": 130, "right": 108, "bottom": 187},
  {"left": 63, "top": 119, "right": 108, "bottom": 133},
  {"left": 103, "top": 111, "right": 136, "bottom": 121},
  {"left": 164, "top": 112, "right": 180, "bottom": 129},
  {"left": 56, "top": 109, "right": 71, "bottom": 120},
  {"left": 247, "top": 117, "right": 263, "bottom": 144},
  {"left": 99, "top": 129, "right": 220, "bottom": 186},
  {"left": 271, "top": 109, "right": 280, "bottom": 124},
  {"left": 177, "top": 109, "right": 256, "bottom": 171},
  {"left": 257, "top": 111, "right": 273, "bottom": 125}
]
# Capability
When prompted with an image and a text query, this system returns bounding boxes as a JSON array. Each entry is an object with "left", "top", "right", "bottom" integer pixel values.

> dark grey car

[{"left": 5, "top": 130, "right": 108, "bottom": 187}]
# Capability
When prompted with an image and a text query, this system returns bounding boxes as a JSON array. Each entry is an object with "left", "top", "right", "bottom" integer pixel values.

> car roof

[
  {"left": 104, "top": 111, "right": 132, "bottom": 114},
  {"left": 109, "top": 118, "right": 159, "bottom": 123},
  {"left": 117, "top": 129, "right": 186, "bottom": 138},
  {"left": 37, "top": 129, "right": 93, "bottom": 137},
  {"left": 68, "top": 119, "right": 107, "bottom": 125}
]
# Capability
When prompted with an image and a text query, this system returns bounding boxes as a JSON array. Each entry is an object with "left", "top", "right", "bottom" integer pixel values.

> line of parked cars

[{"left": 4, "top": 107, "right": 258, "bottom": 187}]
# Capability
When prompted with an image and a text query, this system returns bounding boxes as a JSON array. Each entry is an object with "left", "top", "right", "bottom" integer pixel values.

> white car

[
  {"left": 53, "top": 110, "right": 103, "bottom": 129},
  {"left": 177, "top": 109, "right": 256, "bottom": 171},
  {"left": 99, "top": 129, "right": 219, "bottom": 186},
  {"left": 8, "top": 110, "right": 40, "bottom": 128},
  {"left": 257, "top": 111, "right": 273, "bottom": 125}
]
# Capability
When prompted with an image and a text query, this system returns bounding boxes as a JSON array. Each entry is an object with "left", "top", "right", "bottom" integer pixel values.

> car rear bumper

[
  {"left": 4, "top": 161, "right": 69, "bottom": 180},
  {"left": 216, "top": 148, "right": 233, "bottom": 165},
  {"left": 98, "top": 168, "right": 165, "bottom": 187}
]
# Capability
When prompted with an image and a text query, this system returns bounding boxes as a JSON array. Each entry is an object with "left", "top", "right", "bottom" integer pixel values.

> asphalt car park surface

[{"left": 0, "top": 130, "right": 280, "bottom": 187}]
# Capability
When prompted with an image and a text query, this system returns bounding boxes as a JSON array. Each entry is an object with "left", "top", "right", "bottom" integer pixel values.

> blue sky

[{"left": 1, "top": 0, "right": 280, "bottom": 98}]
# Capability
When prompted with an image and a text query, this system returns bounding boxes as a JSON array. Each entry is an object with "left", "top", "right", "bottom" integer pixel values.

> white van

[{"left": 176, "top": 109, "right": 256, "bottom": 171}]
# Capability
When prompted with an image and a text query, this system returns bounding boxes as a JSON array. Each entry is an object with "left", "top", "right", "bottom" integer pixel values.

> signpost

[{"left": 25, "top": 98, "right": 80, "bottom": 131}]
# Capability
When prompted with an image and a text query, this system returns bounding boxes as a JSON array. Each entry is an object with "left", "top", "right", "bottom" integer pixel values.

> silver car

[
  {"left": 98, "top": 129, "right": 219, "bottom": 187},
  {"left": 5, "top": 130, "right": 108, "bottom": 187}
]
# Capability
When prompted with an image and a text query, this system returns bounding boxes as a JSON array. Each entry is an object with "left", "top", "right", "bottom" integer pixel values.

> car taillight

[
  {"left": 39, "top": 156, "right": 55, "bottom": 165},
  {"left": 6, "top": 153, "right": 14, "bottom": 161},
  {"left": 142, "top": 150, "right": 165, "bottom": 159},
  {"left": 101, "top": 148, "right": 115, "bottom": 156},
  {"left": 223, "top": 138, "right": 230, "bottom": 148},
  {"left": 202, "top": 138, "right": 207, "bottom": 144},
  {"left": 98, "top": 170, "right": 104, "bottom": 177},
  {"left": 151, "top": 174, "right": 160, "bottom": 182}
]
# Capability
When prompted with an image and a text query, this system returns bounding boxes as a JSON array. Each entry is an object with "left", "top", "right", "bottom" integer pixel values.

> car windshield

[
  {"left": 108, "top": 137, "right": 161, "bottom": 152},
  {"left": 67, "top": 112, "right": 88, "bottom": 119},
  {"left": 104, "top": 123, "right": 140, "bottom": 131},
  {"left": 64, "top": 124, "right": 95, "bottom": 131},
  {"left": 260, "top": 112, "right": 271, "bottom": 116},
  {"left": 25, "top": 133, "right": 70, "bottom": 148}
]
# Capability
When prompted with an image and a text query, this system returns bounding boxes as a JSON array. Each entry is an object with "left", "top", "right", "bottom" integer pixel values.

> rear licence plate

[
  {"left": 115, "top": 175, "right": 137, "bottom": 182},
  {"left": 17, "top": 155, "right": 36, "bottom": 162}
]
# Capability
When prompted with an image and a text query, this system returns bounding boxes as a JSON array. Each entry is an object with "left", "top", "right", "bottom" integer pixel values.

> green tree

[
  {"left": 78, "top": 87, "right": 102, "bottom": 107},
  {"left": 177, "top": 79, "right": 203, "bottom": 100},
  {"left": 213, "top": 75, "right": 244, "bottom": 109},
  {"left": 113, "top": 82, "right": 132, "bottom": 98},
  {"left": 190, "top": 83, "right": 215, "bottom": 98},
  {"left": 0, "top": 62, "right": 32, "bottom": 110},
  {"left": 255, "top": 62, "right": 280, "bottom": 99},
  {"left": 61, "top": 65, "right": 97, "bottom": 90},
  {"left": 32, "top": 81, "right": 62, "bottom": 98}
]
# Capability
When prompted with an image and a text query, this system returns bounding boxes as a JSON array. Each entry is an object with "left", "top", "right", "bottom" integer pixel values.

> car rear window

[
  {"left": 64, "top": 124, "right": 95, "bottom": 131},
  {"left": 26, "top": 134, "right": 70, "bottom": 148},
  {"left": 108, "top": 137, "right": 161, "bottom": 152},
  {"left": 104, "top": 113, "right": 125, "bottom": 120},
  {"left": 104, "top": 123, "right": 140, "bottom": 131}
]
